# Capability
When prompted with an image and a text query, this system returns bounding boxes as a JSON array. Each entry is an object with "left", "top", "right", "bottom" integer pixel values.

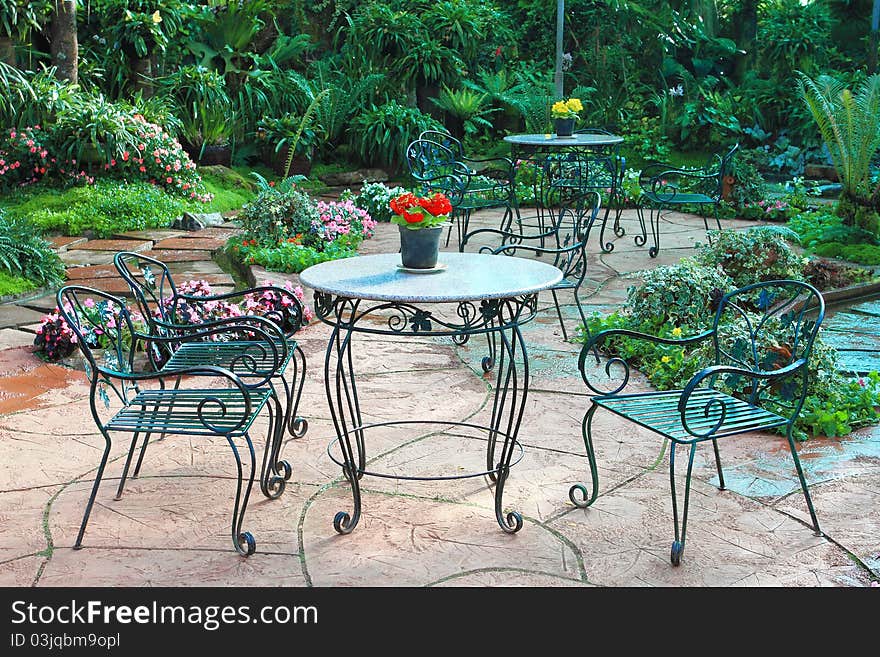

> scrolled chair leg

[
  {"left": 648, "top": 206, "right": 661, "bottom": 258},
  {"left": 226, "top": 433, "right": 257, "bottom": 557},
  {"left": 260, "top": 393, "right": 287, "bottom": 500},
  {"left": 668, "top": 440, "right": 697, "bottom": 566},
  {"left": 569, "top": 403, "right": 599, "bottom": 508},
  {"left": 287, "top": 344, "right": 308, "bottom": 439}
]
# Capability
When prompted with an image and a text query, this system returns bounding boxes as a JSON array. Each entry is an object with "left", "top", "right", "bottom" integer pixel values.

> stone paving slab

[
  {"left": 138, "top": 249, "right": 214, "bottom": 263},
  {"left": 36, "top": 549, "right": 308, "bottom": 587},
  {"left": 16, "top": 294, "right": 58, "bottom": 313},
  {"left": 0, "top": 487, "right": 60, "bottom": 561},
  {"left": 48, "top": 236, "right": 87, "bottom": 251},
  {"left": 0, "top": 305, "right": 47, "bottom": 329},
  {"left": 0, "top": 328, "right": 37, "bottom": 349},
  {"left": 301, "top": 486, "right": 583, "bottom": 586},
  {"left": 59, "top": 250, "right": 116, "bottom": 267},
  {"left": 176, "top": 227, "right": 240, "bottom": 240},
  {"left": 0, "top": 556, "right": 47, "bottom": 587},
  {"left": 64, "top": 263, "right": 121, "bottom": 280},
  {"left": 113, "top": 229, "right": 187, "bottom": 242},
  {"left": 153, "top": 237, "right": 227, "bottom": 252},
  {"left": 71, "top": 239, "right": 152, "bottom": 253},
  {"left": 549, "top": 469, "right": 866, "bottom": 586}
]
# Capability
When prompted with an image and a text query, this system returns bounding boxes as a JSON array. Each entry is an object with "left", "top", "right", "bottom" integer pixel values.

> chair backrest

[
  {"left": 475, "top": 190, "right": 601, "bottom": 284},
  {"left": 703, "top": 143, "right": 739, "bottom": 198},
  {"left": 418, "top": 130, "right": 464, "bottom": 159},
  {"left": 710, "top": 279, "right": 824, "bottom": 416},
  {"left": 114, "top": 251, "right": 178, "bottom": 336},
  {"left": 405, "top": 138, "right": 469, "bottom": 204},
  {"left": 57, "top": 286, "right": 141, "bottom": 403}
]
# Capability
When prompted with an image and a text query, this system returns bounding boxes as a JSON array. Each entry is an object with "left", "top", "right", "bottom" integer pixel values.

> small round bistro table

[
  {"left": 300, "top": 252, "right": 563, "bottom": 535},
  {"left": 504, "top": 132, "right": 626, "bottom": 253}
]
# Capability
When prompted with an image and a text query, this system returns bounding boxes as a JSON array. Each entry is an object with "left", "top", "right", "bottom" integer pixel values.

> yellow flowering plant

[{"left": 551, "top": 97, "right": 584, "bottom": 120}]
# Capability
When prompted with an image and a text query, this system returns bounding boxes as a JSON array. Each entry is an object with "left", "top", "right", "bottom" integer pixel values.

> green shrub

[
  {"left": 625, "top": 259, "right": 734, "bottom": 332},
  {"left": 695, "top": 227, "right": 804, "bottom": 287},
  {"left": 348, "top": 181, "right": 409, "bottom": 223},
  {"left": 12, "top": 181, "right": 187, "bottom": 238},
  {"left": 0, "top": 210, "right": 65, "bottom": 287},
  {"left": 0, "top": 271, "right": 37, "bottom": 297},
  {"left": 813, "top": 242, "right": 880, "bottom": 265},
  {"left": 237, "top": 186, "right": 320, "bottom": 248},
  {"left": 351, "top": 101, "right": 443, "bottom": 173},
  {"left": 232, "top": 240, "right": 358, "bottom": 274}
]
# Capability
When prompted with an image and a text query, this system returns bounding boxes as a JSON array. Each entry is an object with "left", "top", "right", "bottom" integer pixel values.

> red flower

[
  {"left": 403, "top": 209, "right": 425, "bottom": 224},
  {"left": 390, "top": 192, "right": 418, "bottom": 215},
  {"left": 419, "top": 193, "right": 452, "bottom": 217}
]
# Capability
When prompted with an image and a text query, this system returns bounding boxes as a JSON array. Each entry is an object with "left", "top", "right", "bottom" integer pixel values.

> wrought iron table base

[{"left": 317, "top": 292, "right": 535, "bottom": 535}]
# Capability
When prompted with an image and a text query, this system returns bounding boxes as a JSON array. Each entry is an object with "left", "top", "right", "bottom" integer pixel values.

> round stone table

[
  {"left": 504, "top": 131, "right": 626, "bottom": 254},
  {"left": 300, "top": 252, "right": 563, "bottom": 535}
]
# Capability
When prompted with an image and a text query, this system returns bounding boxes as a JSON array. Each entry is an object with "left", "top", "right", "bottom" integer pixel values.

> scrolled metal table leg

[
  {"left": 487, "top": 302, "right": 527, "bottom": 533},
  {"left": 324, "top": 315, "right": 363, "bottom": 534}
]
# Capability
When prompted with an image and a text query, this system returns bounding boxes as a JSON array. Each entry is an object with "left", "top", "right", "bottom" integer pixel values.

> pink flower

[{"left": 84, "top": 299, "right": 95, "bottom": 308}]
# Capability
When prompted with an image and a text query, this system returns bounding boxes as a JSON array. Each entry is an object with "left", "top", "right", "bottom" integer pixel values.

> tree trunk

[
  {"left": 0, "top": 36, "right": 15, "bottom": 67},
  {"left": 732, "top": 0, "right": 757, "bottom": 84},
  {"left": 131, "top": 56, "right": 154, "bottom": 98},
  {"left": 50, "top": 0, "right": 78, "bottom": 84}
]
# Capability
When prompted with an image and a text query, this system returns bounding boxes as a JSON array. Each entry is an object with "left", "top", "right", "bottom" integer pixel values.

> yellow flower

[
  {"left": 551, "top": 101, "right": 568, "bottom": 115},
  {"left": 671, "top": 327, "right": 682, "bottom": 337},
  {"left": 152, "top": 10, "right": 162, "bottom": 23},
  {"left": 661, "top": 355, "right": 671, "bottom": 364},
  {"left": 566, "top": 98, "right": 583, "bottom": 113}
]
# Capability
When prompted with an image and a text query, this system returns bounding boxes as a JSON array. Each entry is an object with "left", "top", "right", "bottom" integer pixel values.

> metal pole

[{"left": 554, "top": 0, "right": 564, "bottom": 98}]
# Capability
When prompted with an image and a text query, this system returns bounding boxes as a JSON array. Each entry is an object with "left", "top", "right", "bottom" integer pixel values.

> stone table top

[
  {"left": 300, "top": 252, "right": 563, "bottom": 303},
  {"left": 503, "top": 133, "right": 623, "bottom": 148}
]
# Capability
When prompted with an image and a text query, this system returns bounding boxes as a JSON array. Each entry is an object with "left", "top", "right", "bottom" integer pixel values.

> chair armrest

[
  {"left": 96, "top": 365, "right": 255, "bottom": 434},
  {"left": 578, "top": 328, "right": 715, "bottom": 395},
  {"left": 677, "top": 359, "right": 807, "bottom": 438},
  {"left": 460, "top": 227, "right": 560, "bottom": 252}
]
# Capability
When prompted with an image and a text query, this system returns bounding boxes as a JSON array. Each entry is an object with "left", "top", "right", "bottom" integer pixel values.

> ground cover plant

[{"left": 226, "top": 176, "right": 378, "bottom": 274}]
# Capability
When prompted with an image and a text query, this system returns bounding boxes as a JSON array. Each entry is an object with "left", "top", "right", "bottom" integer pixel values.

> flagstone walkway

[{"left": 0, "top": 208, "right": 878, "bottom": 587}]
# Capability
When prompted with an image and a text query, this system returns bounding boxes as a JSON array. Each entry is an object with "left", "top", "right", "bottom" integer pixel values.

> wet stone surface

[{"left": 0, "top": 207, "right": 877, "bottom": 587}]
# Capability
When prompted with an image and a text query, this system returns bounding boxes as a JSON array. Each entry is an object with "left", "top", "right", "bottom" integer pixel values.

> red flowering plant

[
  {"left": 111, "top": 113, "right": 212, "bottom": 203},
  {"left": 0, "top": 126, "right": 51, "bottom": 190},
  {"left": 389, "top": 192, "right": 452, "bottom": 230}
]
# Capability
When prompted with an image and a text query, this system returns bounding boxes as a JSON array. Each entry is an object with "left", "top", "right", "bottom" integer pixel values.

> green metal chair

[
  {"left": 114, "top": 252, "right": 308, "bottom": 499},
  {"left": 636, "top": 144, "right": 738, "bottom": 257},
  {"left": 571, "top": 280, "right": 825, "bottom": 565},
  {"left": 407, "top": 132, "right": 518, "bottom": 248},
  {"left": 58, "top": 286, "right": 285, "bottom": 556},
  {"left": 461, "top": 190, "right": 602, "bottom": 351}
]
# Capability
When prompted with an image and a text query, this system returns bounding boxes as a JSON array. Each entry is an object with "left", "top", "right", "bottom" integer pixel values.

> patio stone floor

[{"left": 0, "top": 208, "right": 878, "bottom": 587}]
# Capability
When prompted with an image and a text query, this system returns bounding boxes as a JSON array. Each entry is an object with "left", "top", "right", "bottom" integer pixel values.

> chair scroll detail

[{"left": 571, "top": 280, "right": 825, "bottom": 566}]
